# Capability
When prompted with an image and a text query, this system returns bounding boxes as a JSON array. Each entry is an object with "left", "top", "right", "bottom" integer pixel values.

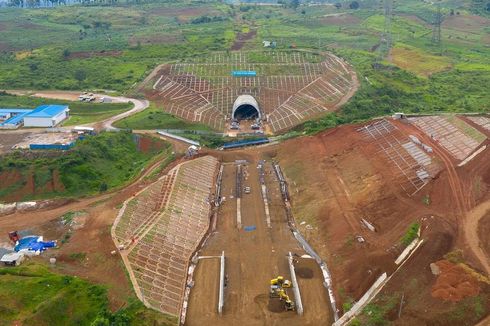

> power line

[
  {"left": 375, "top": 0, "right": 395, "bottom": 68},
  {"left": 432, "top": 1, "right": 442, "bottom": 45}
]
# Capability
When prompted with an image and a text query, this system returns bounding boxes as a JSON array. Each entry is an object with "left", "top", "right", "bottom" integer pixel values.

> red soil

[
  {"left": 52, "top": 169, "right": 65, "bottom": 193},
  {"left": 231, "top": 30, "right": 257, "bottom": 51},
  {"left": 431, "top": 260, "right": 481, "bottom": 302}
]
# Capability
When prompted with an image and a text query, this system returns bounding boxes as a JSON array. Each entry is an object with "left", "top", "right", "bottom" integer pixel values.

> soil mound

[{"left": 431, "top": 260, "right": 480, "bottom": 302}]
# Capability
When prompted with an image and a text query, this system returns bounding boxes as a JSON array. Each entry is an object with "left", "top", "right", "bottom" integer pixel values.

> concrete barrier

[
  {"left": 0, "top": 203, "right": 16, "bottom": 216},
  {"left": 288, "top": 252, "right": 304, "bottom": 315},
  {"left": 334, "top": 237, "right": 425, "bottom": 325},
  {"left": 261, "top": 184, "right": 272, "bottom": 228},
  {"left": 332, "top": 273, "right": 388, "bottom": 326},
  {"left": 293, "top": 230, "right": 338, "bottom": 321},
  {"left": 458, "top": 145, "right": 486, "bottom": 167},
  {"left": 156, "top": 130, "right": 200, "bottom": 146},
  {"left": 236, "top": 198, "right": 242, "bottom": 229},
  {"left": 273, "top": 162, "right": 339, "bottom": 321},
  {"left": 215, "top": 165, "right": 224, "bottom": 207},
  {"left": 395, "top": 238, "right": 420, "bottom": 265},
  {"left": 218, "top": 251, "right": 225, "bottom": 315}
]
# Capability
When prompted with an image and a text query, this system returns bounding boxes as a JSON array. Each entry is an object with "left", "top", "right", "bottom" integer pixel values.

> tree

[
  {"left": 335, "top": 2, "right": 342, "bottom": 9},
  {"left": 28, "top": 62, "right": 38, "bottom": 71},
  {"left": 62, "top": 49, "right": 71, "bottom": 59},
  {"left": 349, "top": 1, "right": 360, "bottom": 9},
  {"left": 99, "top": 182, "right": 108, "bottom": 192},
  {"left": 74, "top": 69, "right": 87, "bottom": 86}
]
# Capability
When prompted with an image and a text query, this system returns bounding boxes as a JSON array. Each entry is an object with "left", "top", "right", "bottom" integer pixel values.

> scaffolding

[{"left": 358, "top": 119, "right": 431, "bottom": 196}]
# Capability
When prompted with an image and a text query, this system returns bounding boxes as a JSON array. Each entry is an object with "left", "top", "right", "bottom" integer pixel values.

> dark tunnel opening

[{"left": 233, "top": 105, "right": 259, "bottom": 120}]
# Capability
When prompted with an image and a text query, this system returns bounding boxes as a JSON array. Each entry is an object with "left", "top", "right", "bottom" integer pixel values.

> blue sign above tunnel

[{"left": 232, "top": 71, "right": 257, "bottom": 77}]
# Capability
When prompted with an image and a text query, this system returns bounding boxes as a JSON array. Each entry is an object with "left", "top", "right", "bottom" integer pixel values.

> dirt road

[
  {"left": 393, "top": 119, "right": 490, "bottom": 275},
  {"left": 0, "top": 152, "right": 185, "bottom": 231},
  {"left": 4, "top": 89, "right": 149, "bottom": 130},
  {"left": 463, "top": 201, "right": 490, "bottom": 275},
  {"left": 98, "top": 97, "right": 149, "bottom": 130},
  {"left": 186, "top": 156, "right": 332, "bottom": 326}
]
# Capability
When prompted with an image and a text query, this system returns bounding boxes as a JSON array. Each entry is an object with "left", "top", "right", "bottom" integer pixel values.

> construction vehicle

[
  {"left": 269, "top": 276, "right": 295, "bottom": 311},
  {"left": 8, "top": 231, "right": 19, "bottom": 243},
  {"left": 270, "top": 276, "right": 292, "bottom": 289},
  {"left": 277, "top": 288, "right": 295, "bottom": 311}
]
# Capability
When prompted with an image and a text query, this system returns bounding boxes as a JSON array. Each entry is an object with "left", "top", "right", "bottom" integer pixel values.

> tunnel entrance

[
  {"left": 232, "top": 95, "right": 261, "bottom": 121},
  {"left": 233, "top": 104, "right": 259, "bottom": 120}
]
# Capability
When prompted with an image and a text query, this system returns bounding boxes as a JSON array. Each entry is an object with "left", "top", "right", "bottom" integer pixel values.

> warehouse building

[
  {"left": 0, "top": 108, "right": 33, "bottom": 129},
  {"left": 23, "top": 105, "right": 70, "bottom": 128}
]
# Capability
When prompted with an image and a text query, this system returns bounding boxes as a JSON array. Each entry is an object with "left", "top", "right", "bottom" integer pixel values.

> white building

[{"left": 23, "top": 105, "right": 70, "bottom": 127}]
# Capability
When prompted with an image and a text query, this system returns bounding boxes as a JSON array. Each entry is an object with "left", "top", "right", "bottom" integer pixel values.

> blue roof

[
  {"left": 25, "top": 105, "right": 68, "bottom": 118},
  {"left": 1, "top": 111, "right": 31, "bottom": 126},
  {"left": 0, "top": 108, "right": 32, "bottom": 114}
]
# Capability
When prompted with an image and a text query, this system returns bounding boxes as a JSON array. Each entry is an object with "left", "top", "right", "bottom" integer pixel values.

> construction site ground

[
  {"left": 272, "top": 118, "right": 490, "bottom": 325},
  {"left": 0, "top": 115, "right": 489, "bottom": 325},
  {"left": 186, "top": 155, "right": 332, "bottom": 325}
]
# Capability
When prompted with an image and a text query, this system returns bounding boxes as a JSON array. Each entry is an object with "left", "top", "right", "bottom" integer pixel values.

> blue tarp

[
  {"left": 14, "top": 236, "right": 56, "bottom": 252},
  {"left": 223, "top": 138, "right": 269, "bottom": 150},
  {"left": 244, "top": 225, "right": 256, "bottom": 232},
  {"left": 30, "top": 142, "right": 75, "bottom": 150}
]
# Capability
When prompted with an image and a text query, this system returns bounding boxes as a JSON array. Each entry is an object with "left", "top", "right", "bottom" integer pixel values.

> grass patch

[
  {"left": 401, "top": 222, "right": 420, "bottom": 246},
  {"left": 144, "top": 147, "right": 175, "bottom": 181},
  {"left": 114, "top": 105, "right": 212, "bottom": 131},
  {"left": 446, "top": 115, "right": 486, "bottom": 143},
  {"left": 0, "top": 263, "right": 107, "bottom": 325},
  {"left": 0, "top": 262, "right": 177, "bottom": 326},
  {"left": 444, "top": 249, "right": 465, "bottom": 264},
  {"left": 359, "top": 295, "right": 399, "bottom": 326},
  {"left": 69, "top": 252, "right": 87, "bottom": 262},
  {"left": 64, "top": 102, "right": 132, "bottom": 126},
  {"left": 391, "top": 44, "right": 452, "bottom": 77},
  {"left": 443, "top": 295, "right": 488, "bottom": 325}
]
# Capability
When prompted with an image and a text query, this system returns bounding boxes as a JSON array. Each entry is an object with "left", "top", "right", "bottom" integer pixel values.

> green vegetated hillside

[
  {"left": 0, "top": 1, "right": 234, "bottom": 91},
  {"left": 113, "top": 104, "right": 212, "bottom": 131},
  {"left": 112, "top": 104, "right": 239, "bottom": 147},
  {"left": 0, "top": 0, "right": 488, "bottom": 135},
  {"left": 0, "top": 92, "right": 132, "bottom": 126},
  {"left": 0, "top": 131, "right": 171, "bottom": 202},
  {"left": 0, "top": 263, "right": 177, "bottom": 326}
]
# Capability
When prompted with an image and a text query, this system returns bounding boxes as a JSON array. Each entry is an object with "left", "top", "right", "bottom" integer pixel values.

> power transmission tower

[
  {"left": 432, "top": 2, "right": 442, "bottom": 45},
  {"left": 375, "top": 0, "right": 394, "bottom": 68}
]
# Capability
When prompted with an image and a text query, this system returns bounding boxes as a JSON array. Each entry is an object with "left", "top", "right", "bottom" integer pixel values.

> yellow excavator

[
  {"left": 269, "top": 276, "right": 295, "bottom": 311},
  {"left": 270, "top": 276, "right": 292, "bottom": 289}
]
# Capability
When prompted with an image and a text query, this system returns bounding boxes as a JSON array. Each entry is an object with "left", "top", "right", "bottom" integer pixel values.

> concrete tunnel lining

[{"left": 232, "top": 95, "right": 261, "bottom": 120}]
